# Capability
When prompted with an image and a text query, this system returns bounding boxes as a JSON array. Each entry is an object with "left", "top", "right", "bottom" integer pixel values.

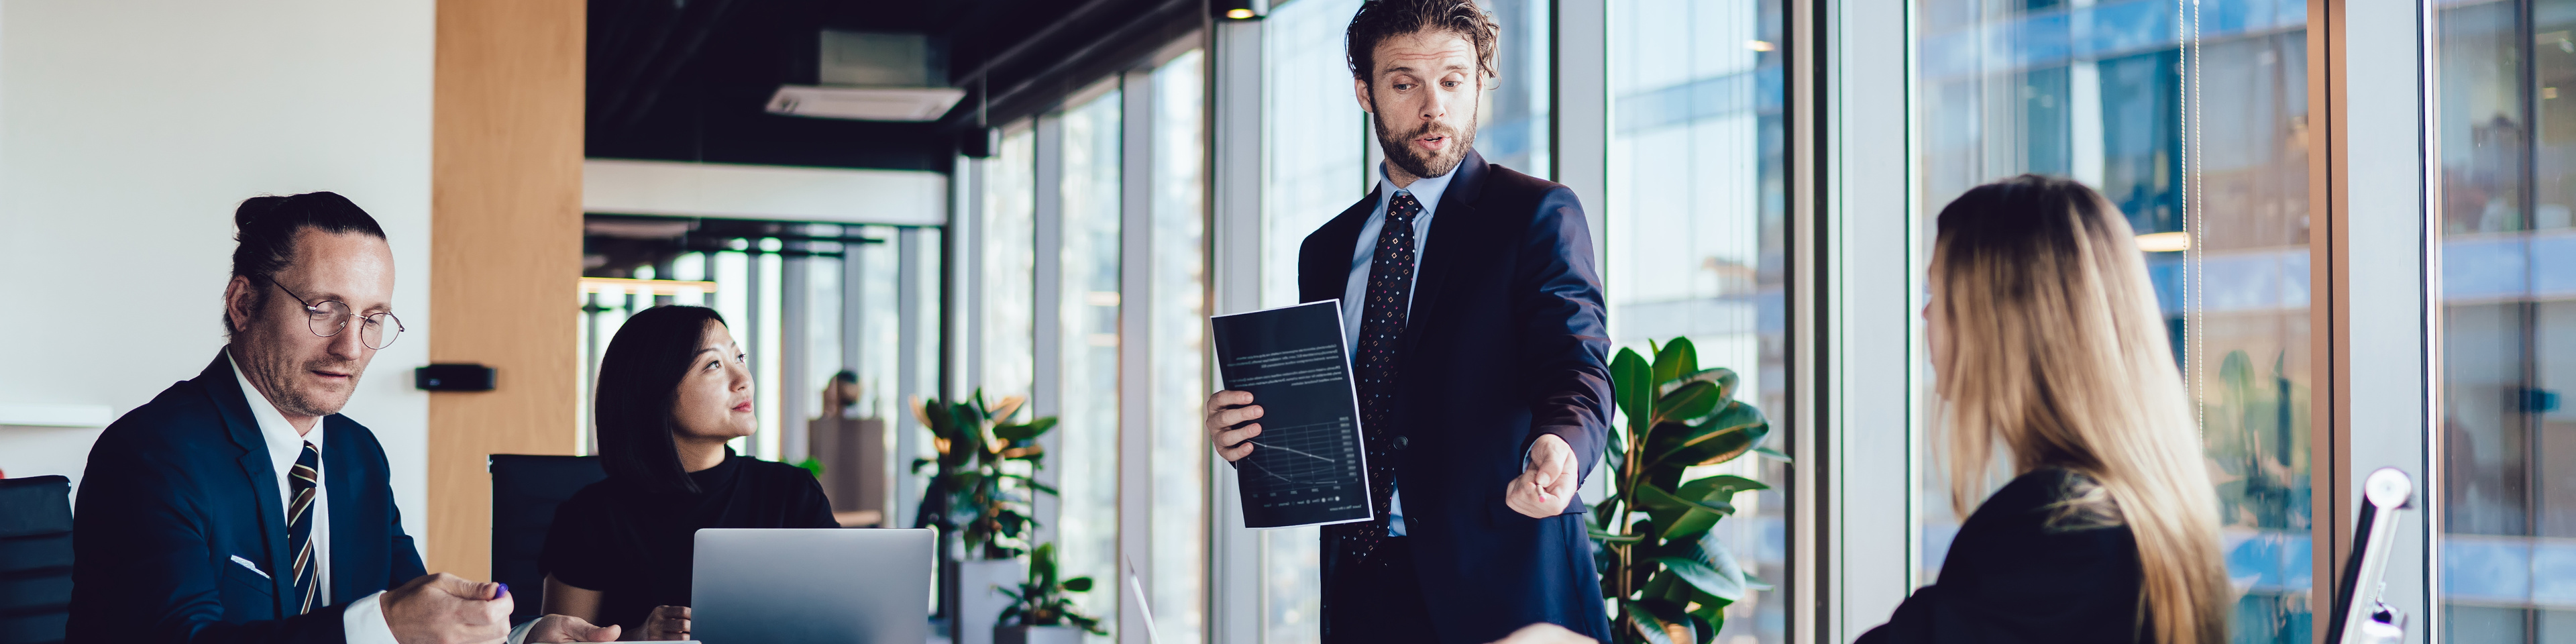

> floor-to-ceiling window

[
  {"left": 2435, "top": 1, "right": 2576, "bottom": 640},
  {"left": 987, "top": 129, "right": 1040, "bottom": 405},
  {"left": 1149, "top": 49, "right": 1212, "bottom": 644},
  {"left": 1058, "top": 84, "right": 1127, "bottom": 639},
  {"left": 1605, "top": 0, "right": 1791, "bottom": 640},
  {"left": 1256, "top": 2, "right": 1366, "bottom": 640},
  {"left": 1913, "top": 3, "right": 2316, "bottom": 642}
]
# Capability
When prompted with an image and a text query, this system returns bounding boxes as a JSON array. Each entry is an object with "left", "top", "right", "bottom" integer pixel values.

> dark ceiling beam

[
  {"left": 943, "top": 0, "right": 1203, "bottom": 129},
  {"left": 946, "top": 0, "right": 1133, "bottom": 90}
]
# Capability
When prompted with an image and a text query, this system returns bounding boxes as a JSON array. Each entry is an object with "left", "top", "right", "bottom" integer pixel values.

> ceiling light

[
  {"left": 582, "top": 278, "right": 720, "bottom": 296},
  {"left": 1227, "top": 8, "right": 1255, "bottom": 19},
  {"left": 1747, "top": 40, "right": 1776, "bottom": 52},
  {"left": 766, "top": 85, "right": 966, "bottom": 122},
  {"left": 2135, "top": 231, "right": 2191, "bottom": 252}
]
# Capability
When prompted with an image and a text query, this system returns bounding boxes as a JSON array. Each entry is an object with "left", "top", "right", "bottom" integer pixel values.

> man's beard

[
  {"left": 1373, "top": 104, "right": 1479, "bottom": 180},
  {"left": 237, "top": 324, "right": 366, "bottom": 418}
]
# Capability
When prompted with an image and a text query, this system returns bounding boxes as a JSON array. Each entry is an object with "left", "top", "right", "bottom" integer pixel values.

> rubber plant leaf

[
  {"left": 1611, "top": 348, "right": 1654, "bottom": 434},
  {"left": 1623, "top": 599, "right": 1694, "bottom": 644},
  {"left": 1656, "top": 531, "right": 1748, "bottom": 603},
  {"left": 1647, "top": 401, "right": 1768, "bottom": 470},
  {"left": 1650, "top": 380, "right": 1721, "bottom": 430},
  {"left": 1651, "top": 337, "right": 1697, "bottom": 391}
]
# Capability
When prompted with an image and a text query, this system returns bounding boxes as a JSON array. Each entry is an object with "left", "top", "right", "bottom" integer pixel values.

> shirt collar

[
  {"left": 1377, "top": 160, "right": 1460, "bottom": 219},
  {"left": 227, "top": 348, "right": 323, "bottom": 451}
]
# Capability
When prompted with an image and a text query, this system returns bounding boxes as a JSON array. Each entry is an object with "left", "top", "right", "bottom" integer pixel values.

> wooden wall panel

[{"left": 427, "top": 0, "right": 585, "bottom": 578}]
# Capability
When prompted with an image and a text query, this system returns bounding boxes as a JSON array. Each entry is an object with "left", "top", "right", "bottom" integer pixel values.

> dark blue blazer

[
  {"left": 68, "top": 352, "right": 426, "bottom": 644},
  {"left": 1297, "top": 151, "right": 1615, "bottom": 643}
]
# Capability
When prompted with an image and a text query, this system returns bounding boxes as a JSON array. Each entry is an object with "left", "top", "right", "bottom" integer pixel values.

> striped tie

[{"left": 287, "top": 441, "right": 321, "bottom": 614}]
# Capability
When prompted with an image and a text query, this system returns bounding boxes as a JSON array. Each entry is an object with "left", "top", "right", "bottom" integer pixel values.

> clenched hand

[{"left": 1504, "top": 434, "right": 1578, "bottom": 518}]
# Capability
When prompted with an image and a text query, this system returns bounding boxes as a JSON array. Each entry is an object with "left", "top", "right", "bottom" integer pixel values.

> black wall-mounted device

[{"left": 415, "top": 364, "right": 496, "bottom": 392}]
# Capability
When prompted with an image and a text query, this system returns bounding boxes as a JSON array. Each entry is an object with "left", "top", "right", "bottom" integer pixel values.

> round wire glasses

[{"left": 264, "top": 277, "right": 404, "bottom": 350}]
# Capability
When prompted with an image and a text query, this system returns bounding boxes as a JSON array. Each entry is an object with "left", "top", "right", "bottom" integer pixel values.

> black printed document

[{"left": 1210, "top": 300, "right": 1373, "bottom": 529}]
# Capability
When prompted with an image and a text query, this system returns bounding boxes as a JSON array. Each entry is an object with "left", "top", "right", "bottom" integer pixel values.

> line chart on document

[{"left": 1245, "top": 418, "right": 1360, "bottom": 486}]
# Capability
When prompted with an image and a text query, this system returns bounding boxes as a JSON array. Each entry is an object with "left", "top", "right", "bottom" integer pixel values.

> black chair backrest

[
  {"left": 490, "top": 455, "right": 606, "bottom": 625},
  {"left": 0, "top": 476, "right": 73, "bottom": 644}
]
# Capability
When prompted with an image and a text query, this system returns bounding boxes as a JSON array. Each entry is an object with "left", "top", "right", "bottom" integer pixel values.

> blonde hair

[{"left": 1929, "top": 175, "right": 2231, "bottom": 644}]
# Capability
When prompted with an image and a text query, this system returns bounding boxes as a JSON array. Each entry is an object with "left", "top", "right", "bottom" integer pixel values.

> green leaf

[
  {"left": 1652, "top": 337, "right": 1698, "bottom": 388},
  {"left": 995, "top": 417, "right": 1060, "bottom": 441},
  {"left": 1688, "top": 602, "right": 1725, "bottom": 639},
  {"left": 1062, "top": 576, "right": 1093, "bottom": 592},
  {"left": 1647, "top": 401, "right": 1770, "bottom": 470},
  {"left": 1658, "top": 533, "right": 1749, "bottom": 603},
  {"left": 1750, "top": 445, "right": 1792, "bottom": 462},
  {"left": 1743, "top": 571, "right": 1776, "bottom": 592},
  {"left": 1623, "top": 599, "right": 1693, "bottom": 644},
  {"left": 1612, "top": 348, "right": 1654, "bottom": 434},
  {"left": 1631, "top": 484, "right": 1712, "bottom": 537},
  {"left": 1650, "top": 380, "right": 1722, "bottom": 431},
  {"left": 1674, "top": 474, "right": 1768, "bottom": 503},
  {"left": 1685, "top": 368, "right": 1740, "bottom": 404}
]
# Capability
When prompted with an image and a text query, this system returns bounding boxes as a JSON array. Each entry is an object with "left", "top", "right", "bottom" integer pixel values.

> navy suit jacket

[
  {"left": 1298, "top": 151, "right": 1615, "bottom": 643},
  {"left": 68, "top": 352, "right": 426, "bottom": 644}
]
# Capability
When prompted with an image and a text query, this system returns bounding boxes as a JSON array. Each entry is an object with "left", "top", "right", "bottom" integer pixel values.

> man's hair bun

[{"left": 222, "top": 191, "right": 388, "bottom": 335}]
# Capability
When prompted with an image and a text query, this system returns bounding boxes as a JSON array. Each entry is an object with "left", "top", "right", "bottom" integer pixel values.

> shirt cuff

[{"left": 343, "top": 592, "right": 398, "bottom": 644}]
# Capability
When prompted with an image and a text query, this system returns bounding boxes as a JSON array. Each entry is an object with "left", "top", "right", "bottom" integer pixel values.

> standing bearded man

[{"left": 1203, "top": 1, "right": 1615, "bottom": 641}]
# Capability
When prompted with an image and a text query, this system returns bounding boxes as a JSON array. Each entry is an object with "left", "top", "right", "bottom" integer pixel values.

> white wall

[{"left": 0, "top": 0, "right": 435, "bottom": 545}]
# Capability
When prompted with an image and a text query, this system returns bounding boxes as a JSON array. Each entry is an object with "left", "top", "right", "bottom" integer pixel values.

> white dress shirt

[
  {"left": 227, "top": 352, "right": 397, "bottom": 644},
  {"left": 1340, "top": 163, "right": 1458, "bottom": 537}
]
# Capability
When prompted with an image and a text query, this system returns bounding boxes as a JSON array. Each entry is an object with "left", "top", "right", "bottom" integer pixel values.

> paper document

[{"left": 1210, "top": 300, "right": 1374, "bottom": 529}]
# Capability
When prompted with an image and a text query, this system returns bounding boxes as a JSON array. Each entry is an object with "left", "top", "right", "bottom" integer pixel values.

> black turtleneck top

[
  {"left": 538, "top": 450, "right": 837, "bottom": 630},
  {"left": 1855, "top": 468, "right": 2149, "bottom": 644}
]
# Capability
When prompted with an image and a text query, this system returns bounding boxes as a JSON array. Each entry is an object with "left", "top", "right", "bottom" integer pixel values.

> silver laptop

[{"left": 692, "top": 528, "right": 934, "bottom": 644}]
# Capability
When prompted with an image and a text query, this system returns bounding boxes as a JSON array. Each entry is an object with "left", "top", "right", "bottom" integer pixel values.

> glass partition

[
  {"left": 1911, "top": 2, "right": 2316, "bottom": 641},
  {"left": 2434, "top": 1, "right": 2576, "bottom": 639}
]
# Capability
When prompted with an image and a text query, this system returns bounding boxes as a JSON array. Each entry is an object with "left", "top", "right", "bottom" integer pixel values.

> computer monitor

[{"left": 692, "top": 528, "right": 934, "bottom": 644}]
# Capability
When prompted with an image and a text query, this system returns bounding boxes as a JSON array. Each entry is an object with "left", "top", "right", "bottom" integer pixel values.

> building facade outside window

[
  {"left": 1913, "top": 2, "right": 2316, "bottom": 641},
  {"left": 2434, "top": 1, "right": 2576, "bottom": 640}
]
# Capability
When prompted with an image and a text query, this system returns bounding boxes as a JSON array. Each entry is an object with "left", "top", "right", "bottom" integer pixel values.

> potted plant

[
  {"left": 912, "top": 390, "right": 1059, "bottom": 644},
  {"left": 994, "top": 543, "right": 1107, "bottom": 644},
  {"left": 1591, "top": 337, "right": 1781, "bottom": 644}
]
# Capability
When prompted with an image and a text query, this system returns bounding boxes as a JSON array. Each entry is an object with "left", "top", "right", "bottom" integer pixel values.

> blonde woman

[{"left": 1858, "top": 175, "right": 2231, "bottom": 644}]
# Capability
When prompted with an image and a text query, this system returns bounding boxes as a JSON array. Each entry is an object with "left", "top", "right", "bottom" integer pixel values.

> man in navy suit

[
  {"left": 1204, "top": 1, "right": 1613, "bottom": 641},
  {"left": 68, "top": 193, "right": 618, "bottom": 644}
]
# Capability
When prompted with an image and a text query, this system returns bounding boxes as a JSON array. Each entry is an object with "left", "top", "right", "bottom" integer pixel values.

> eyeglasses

[{"left": 262, "top": 278, "right": 404, "bottom": 350}]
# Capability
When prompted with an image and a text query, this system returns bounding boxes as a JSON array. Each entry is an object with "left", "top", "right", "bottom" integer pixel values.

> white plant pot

[
  {"left": 953, "top": 558, "right": 1026, "bottom": 644},
  {"left": 995, "top": 625, "right": 1089, "bottom": 644}
]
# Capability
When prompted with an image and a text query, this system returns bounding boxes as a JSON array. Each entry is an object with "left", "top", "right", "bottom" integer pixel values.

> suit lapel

[
  {"left": 201, "top": 351, "right": 292, "bottom": 610},
  {"left": 1403, "top": 151, "right": 1489, "bottom": 352},
  {"left": 323, "top": 417, "right": 365, "bottom": 604},
  {"left": 1301, "top": 187, "right": 1381, "bottom": 305}
]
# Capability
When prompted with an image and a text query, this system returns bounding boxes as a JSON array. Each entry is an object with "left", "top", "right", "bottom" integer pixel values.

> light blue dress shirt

[{"left": 1341, "top": 163, "right": 1456, "bottom": 536}]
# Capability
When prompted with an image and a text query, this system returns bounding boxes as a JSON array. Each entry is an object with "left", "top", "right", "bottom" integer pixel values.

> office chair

[
  {"left": 489, "top": 455, "right": 606, "bottom": 625},
  {"left": 0, "top": 476, "right": 72, "bottom": 644}
]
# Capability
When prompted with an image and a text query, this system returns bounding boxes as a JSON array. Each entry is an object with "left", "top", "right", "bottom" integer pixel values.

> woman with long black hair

[{"left": 537, "top": 305, "right": 836, "bottom": 641}]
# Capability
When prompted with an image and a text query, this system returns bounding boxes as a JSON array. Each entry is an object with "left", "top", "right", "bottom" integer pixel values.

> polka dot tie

[{"left": 1326, "top": 190, "right": 1423, "bottom": 564}]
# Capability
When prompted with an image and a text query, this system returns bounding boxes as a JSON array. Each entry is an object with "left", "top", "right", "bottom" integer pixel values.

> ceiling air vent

[{"left": 765, "top": 31, "right": 963, "bottom": 122}]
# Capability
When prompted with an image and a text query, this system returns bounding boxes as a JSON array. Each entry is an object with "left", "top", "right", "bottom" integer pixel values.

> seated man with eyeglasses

[{"left": 67, "top": 193, "right": 617, "bottom": 644}]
